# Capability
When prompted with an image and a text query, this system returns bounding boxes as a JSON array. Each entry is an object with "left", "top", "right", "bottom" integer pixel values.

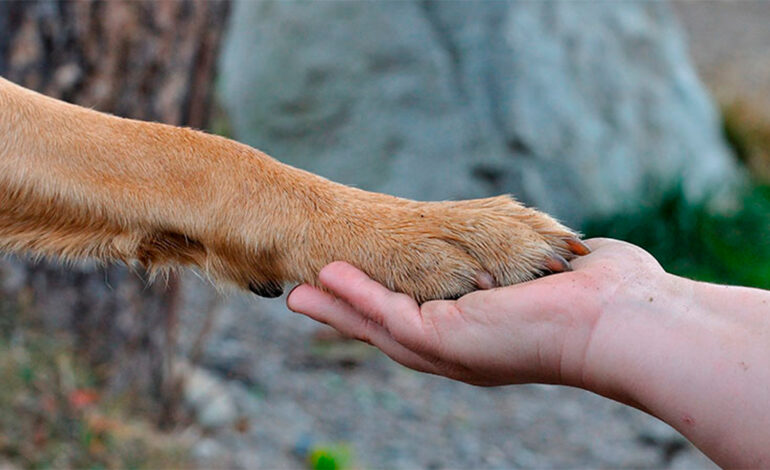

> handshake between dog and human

[{"left": 0, "top": 77, "right": 589, "bottom": 303}]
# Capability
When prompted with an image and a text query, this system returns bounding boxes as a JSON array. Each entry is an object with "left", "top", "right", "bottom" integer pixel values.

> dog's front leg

[
  {"left": 0, "top": 76, "right": 322, "bottom": 291},
  {"left": 0, "top": 77, "right": 588, "bottom": 302}
]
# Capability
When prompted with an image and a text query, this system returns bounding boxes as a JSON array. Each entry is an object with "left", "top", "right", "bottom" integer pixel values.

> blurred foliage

[
  {"left": 723, "top": 101, "right": 770, "bottom": 182},
  {"left": 308, "top": 443, "right": 353, "bottom": 470},
  {"left": 584, "top": 185, "right": 770, "bottom": 289},
  {"left": 586, "top": 101, "right": 770, "bottom": 289},
  {"left": 0, "top": 297, "right": 191, "bottom": 470},
  {"left": 210, "top": 98, "right": 235, "bottom": 140}
]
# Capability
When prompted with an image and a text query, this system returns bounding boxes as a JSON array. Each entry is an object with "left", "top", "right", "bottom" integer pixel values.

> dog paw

[{"left": 312, "top": 195, "right": 589, "bottom": 303}]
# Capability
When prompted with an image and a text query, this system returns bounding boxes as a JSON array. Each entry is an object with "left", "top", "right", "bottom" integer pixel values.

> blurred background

[{"left": 0, "top": 1, "right": 768, "bottom": 468}]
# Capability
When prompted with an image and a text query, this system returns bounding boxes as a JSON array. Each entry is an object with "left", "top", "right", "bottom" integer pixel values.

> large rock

[{"left": 220, "top": 0, "right": 738, "bottom": 226}]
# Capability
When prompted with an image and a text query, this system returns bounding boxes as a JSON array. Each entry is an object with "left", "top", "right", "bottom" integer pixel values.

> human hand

[
  {"left": 287, "top": 238, "right": 667, "bottom": 388},
  {"left": 288, "top": 238, "right": 770, "bottom": 467}
]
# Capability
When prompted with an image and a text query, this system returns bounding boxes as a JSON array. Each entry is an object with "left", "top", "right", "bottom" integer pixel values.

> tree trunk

[{"left": 0, "top": 0, "right": 230, "bottom": 425}]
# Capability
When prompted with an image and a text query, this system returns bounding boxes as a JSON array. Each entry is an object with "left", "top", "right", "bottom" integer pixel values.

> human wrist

[
  {"left": 575, "top": 269, "right": 698, "bottom": 408},
  {"left": 581, "top": 272, "right": 770, "bottom": 467}
]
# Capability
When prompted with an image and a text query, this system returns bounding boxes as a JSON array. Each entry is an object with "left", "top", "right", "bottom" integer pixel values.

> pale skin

[{"left": 287, "top": 238, "right": 770, "bottom": 469}]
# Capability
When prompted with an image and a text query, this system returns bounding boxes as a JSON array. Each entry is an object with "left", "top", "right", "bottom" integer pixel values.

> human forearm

[{"left": 588, "top": 274, "right": 770, "bottom": 468}]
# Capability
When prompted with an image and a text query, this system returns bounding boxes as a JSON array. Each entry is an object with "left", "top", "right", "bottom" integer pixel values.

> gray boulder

[{"left": 220, "top": 0, "right": 738, "bottom": 226}]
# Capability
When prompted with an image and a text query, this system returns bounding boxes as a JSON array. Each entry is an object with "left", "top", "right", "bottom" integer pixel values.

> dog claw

[
  {"left": 248, "top": 280, "right": 284, "bottom": 298},
  {"left": 565, "top": 237, "right": 591, "bottom": 256},
  {"left": 543, "top": 254, "right": 572, "bottom": 273},
  {"left": 475, "top": 271, "right": 496, "bottom": 290}
]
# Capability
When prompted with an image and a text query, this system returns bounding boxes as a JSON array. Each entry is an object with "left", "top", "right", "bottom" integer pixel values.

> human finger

[
  {"left": 287, "top": 283, "right": 442, "bottom": 374},
  {"left": 317, "top": 262, "right": 433, "bottom": 352}
]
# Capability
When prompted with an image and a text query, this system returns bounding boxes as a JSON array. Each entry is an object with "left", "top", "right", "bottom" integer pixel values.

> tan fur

[{"left": 0, "top": 77, "right": 582, "bottom": 302}]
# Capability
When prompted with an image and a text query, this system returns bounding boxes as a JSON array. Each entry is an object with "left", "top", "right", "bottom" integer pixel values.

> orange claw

[
  {"left": 544, "top": 254, "right": 572, "bottom": 273},
  {"left": 565, "top": 237, "right": 591, "bottom": 256}
]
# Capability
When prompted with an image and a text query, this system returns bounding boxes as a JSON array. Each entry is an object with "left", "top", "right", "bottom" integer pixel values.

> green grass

[
  {"left": 308, "top": 444, "right": 353, "bottom": 470},
  {"left": 584, "top": 184, "right": 770, "bottom": 289}
]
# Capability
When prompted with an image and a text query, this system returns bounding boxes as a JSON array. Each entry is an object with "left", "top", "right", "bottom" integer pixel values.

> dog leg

[{"left": 0, "top": 77, "right": 587, "bottom": 302}]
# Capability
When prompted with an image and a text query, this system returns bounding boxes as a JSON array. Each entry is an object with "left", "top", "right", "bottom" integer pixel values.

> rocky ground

[{"left": 176, "top": 274, "right": 714, "bottom": 469}]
